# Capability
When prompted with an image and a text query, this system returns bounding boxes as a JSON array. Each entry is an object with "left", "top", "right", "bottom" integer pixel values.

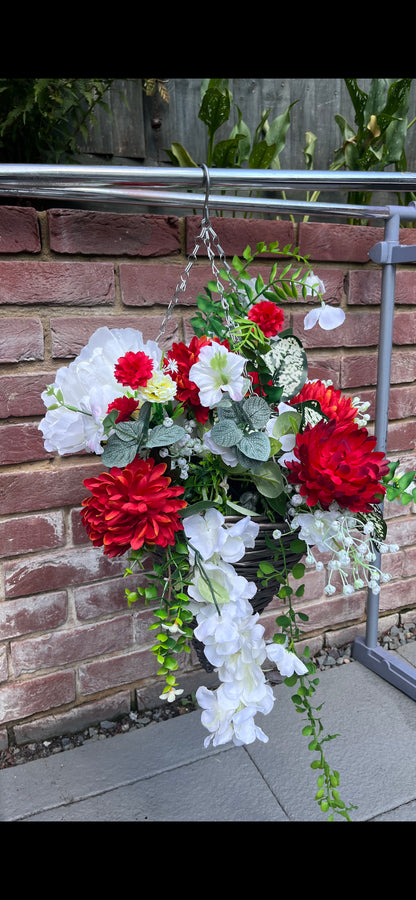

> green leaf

[
  {"left": 210, "top": 419, "right": 242, "bottom": 448},
  {"left": 146, "top": 423, "right": 186, "bottom": 448},
  {"left": 242, "top": 394, "right": 271, "bottom": 429},
  {"left": 239, "top": 431, "right": 271, "bottom": 462},
  {"left": 165, "top": 141, "right": 198, "bottom": 168},
  {"left": 198, "top": 87, "right": 231, "bottom": 134},
  {"left": 101, "top": 433, "right": 138, "bottom": 467},
  {"left": 248, "top": 139, "right": 277, "bottom": 169},
  {"left": 252, "top": 460, "right": 284, "bottom": 498},
  {"left": 258, "top": 561, "right": 275, "bottom": 574}
]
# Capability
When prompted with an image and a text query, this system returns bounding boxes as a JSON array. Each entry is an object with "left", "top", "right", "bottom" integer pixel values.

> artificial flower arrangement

[{"left": 39, "top": 240, "right": 416, "bottom": 820}]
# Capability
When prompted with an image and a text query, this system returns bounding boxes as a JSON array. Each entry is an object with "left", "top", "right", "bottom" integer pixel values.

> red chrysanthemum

[
  {"left": 285, "top": 418, "right": 389, "bottom": 513},
  {"left": 290, "top": 380, "right": 359, "bottom": 425},
  {"left": 81, "top": 456, "right": 187, "bottom": 556},
  {"left": 107, "top": 395, "right": 140, "bottom": 423},
  {"left": 247, "top": 300, "right": 284, "bottom": 338},
  {"left": 164, "top": 335, "right": 228, "bottom": 423},
  {"left": 114, "top": 351, "right": 154, "bottom": 390}
]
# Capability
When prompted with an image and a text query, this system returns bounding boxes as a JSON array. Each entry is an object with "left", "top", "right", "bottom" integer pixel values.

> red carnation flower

[
  {"left": 290, "top": 380, "right": 359, "bottom": 425},
  {"left": 164, "top": 335, "right": 228, "bottom": 423},
  {"left": 285, "top": 418, "right": 389, "bottom": 513},
  {"left": 81, "top": 456, "right": 187, "bottom": 557},
  {"left": 107, "top": 395, "right": 140, "bottom": 423},
  {"left": 114, "top": 351, "right": 154, "bottom": 390},
  {"left": 247, "top": 300, "right": 284, "bottom": 338}
]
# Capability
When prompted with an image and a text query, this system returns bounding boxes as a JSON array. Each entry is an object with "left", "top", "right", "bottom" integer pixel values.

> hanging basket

[{"left": 191, "top": 515, "right": 304, "bottom": 672}]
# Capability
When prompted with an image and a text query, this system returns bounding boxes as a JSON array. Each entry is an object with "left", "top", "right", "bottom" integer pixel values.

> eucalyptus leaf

[
  {"left": 242, "top": 394, "right": 271, "bottom": 428},
  {"left": 101, "top": 433, "right": 138, "bottom": 468},
  {"left": 146, "top": 423, "right": 187, "bottom": 448},
  {"left": 252, "top": 460, "right": 285, "bottom": 498},
  {"left": 239, "top": 431, "right": 270, "bottom": 461},
  {"left": 210, "top": 419, "right": 242, "bottom": 447}
]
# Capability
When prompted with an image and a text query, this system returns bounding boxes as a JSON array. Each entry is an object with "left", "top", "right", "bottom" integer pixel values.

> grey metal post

[{"left": 366, "top": 212, "right": 400, "bottom": 648}]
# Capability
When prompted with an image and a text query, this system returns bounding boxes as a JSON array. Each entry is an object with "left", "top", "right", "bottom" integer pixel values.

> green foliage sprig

[{"left": 258, "top": 534, "right": 358, "bottom": 821}]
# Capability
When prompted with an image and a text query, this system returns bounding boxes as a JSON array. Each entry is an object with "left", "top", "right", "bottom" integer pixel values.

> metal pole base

[{"left": 352, "top": 636, "right": 416, "bottom": 701}]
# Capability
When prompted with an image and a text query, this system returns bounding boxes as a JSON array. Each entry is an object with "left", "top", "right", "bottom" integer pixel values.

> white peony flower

[
  {"left": 188, "top": 342, "right": 247, "bottom": 407},
  {"left": 39, "top": 326, "right": 162, "bottom": 456}
]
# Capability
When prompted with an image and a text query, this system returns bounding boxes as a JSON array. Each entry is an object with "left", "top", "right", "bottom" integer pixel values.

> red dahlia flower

[
  {"left": 164, "top": 335, "right": 226, "bottom": 423},
  {"left": 247, "top": 300, "right": 284, "bottom": 338},
  {"left": 285, "top": 418, "right": 389, "bottom": 513},
  {"left": 107, "top": 395, "right": 140, "bottom": 422},
  {"left": 290, "top": 380, "right": 359, "bottom": 425},
  {"left": 114, "top": 351, "right": 154, "bottom": 390},
  {"left": 81, "top": 457, "right": 187, "bottom": 556}
]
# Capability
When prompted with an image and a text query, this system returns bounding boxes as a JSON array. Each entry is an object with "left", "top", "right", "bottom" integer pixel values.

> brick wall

[{"left": 1, "top": 204, "right": 416, "bottom": 748}]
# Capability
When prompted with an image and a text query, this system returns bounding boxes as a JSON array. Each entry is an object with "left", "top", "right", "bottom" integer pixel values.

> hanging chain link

[{"left": 157, "top": 165, "right": 239, "bottom": 343}]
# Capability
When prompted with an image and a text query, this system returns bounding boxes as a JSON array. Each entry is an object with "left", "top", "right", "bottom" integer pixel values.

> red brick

[
  {"left": 0, "top": 422, "right": 53, "bottom": 465},
  {"left": 11, "top": 615, "right": 134, "bottom": 675},
  {"left": 0, "top": 206, "right": 41, "bottom": 253},
  {"left": 3, "top": 545, "right": 125, "bottom": 598},
  {"left": 0, "top": 512, "right": 65, "bottom": 558},
  {"left": 13, "top": 692, "right": 131, "bottom": 744},
  {"left": 120, "top": 262, "right": 213, "bottom": 307},
  {"left": 386, "top": 420, "right": 416, "bottom": 453},
  {"left": 340, "top": 351, "right": 416, "bottom": 389},
  {"left": 74, "top": 573, "right": 146, "bottom": 620},
  {"left": 50, "top": 314, "right": 179, "bottom": 358},
  {"left": 378, "top": 576, "right": 416, "bottom": 614},
  {"left": 0, "top": 670, "right": 75, "bottom": 725},
  {"left": 306, "top": 353, "right": 341, "bottom": 386},
  {"left": 0, "top": 649, "right": 7, "bottom": 685},
  {"left": 71, "top": 507, "right": 91, "bottom": 544},
  {"left": 47, "top": 209, "right": 181, "bottom": 256},
  {"left": 0, "top": 261, "right": 115, "bottom": 306},
  {"left": 347, "top": 269, "right": 416, "bottom": 306},
  {"left": 386, "top": 515, "right": 416, "bottom": 547},
  {"left": 78, "top": 648, "right": 160, "bottom": 696},
  {"left": 294, "top": 308, "right": 416, "bottom": 348},
  {"left": 0, "top": 317, "right": 43, "bottom": 362},
  {"left": 352, "top": 385, "right": 416, "bottom": 422},
  {"left": 0, "top": 591, "right": 67, "bottom": 640},
  {"left": 0, "top": 460, "right": 103, "bottom": 515},
  {"left": 298, "top": 222, "right": 383, "bottom": 262},
  {"left": 185, "top": 216, "right": 296, "bottom": 256},
  {"left": 0, "top": 372, "right": 53, "bottom": 418}
]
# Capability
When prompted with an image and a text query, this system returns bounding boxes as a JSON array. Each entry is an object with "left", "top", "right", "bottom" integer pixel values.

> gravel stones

[{"left": 2, "top": 621, "right": 416, "bottom": 770}]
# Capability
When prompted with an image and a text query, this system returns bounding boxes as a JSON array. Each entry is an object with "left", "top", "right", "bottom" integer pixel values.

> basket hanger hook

[{"left": 200, "top": 163, "right": 211, "bottom": 224}]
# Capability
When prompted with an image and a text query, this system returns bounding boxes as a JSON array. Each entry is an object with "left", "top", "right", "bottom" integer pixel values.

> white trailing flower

[
  {"left": 184, "top": 508, "right": 259, "bottom": 565},
  {"left": 266, "top": 640, "right": 308, "bottom": 677},
  {"left": 304, "top": 301, "right": 345, "bottom": 331}
]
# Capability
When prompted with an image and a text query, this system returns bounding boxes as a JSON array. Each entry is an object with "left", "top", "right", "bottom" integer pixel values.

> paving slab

[{"left": 2, "top": 649, "right": 416, "bottom": 822}]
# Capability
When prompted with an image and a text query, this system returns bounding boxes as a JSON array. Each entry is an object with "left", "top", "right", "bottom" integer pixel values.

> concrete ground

[{"left": 2, "top": 642, "right": 416, "bottom": 822}]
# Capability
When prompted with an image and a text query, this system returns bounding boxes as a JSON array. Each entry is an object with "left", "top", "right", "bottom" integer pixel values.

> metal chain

[{"left": 157, "top": 165, "right": 239, "bottom": 342}]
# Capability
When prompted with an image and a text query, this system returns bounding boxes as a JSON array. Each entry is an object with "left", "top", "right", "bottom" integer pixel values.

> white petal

[
  {"left": 303, "top": 307, "right": 321, "bottom": 330},
  {"left": 318, "top": 303, "right": 346, "bottom": 331}
]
